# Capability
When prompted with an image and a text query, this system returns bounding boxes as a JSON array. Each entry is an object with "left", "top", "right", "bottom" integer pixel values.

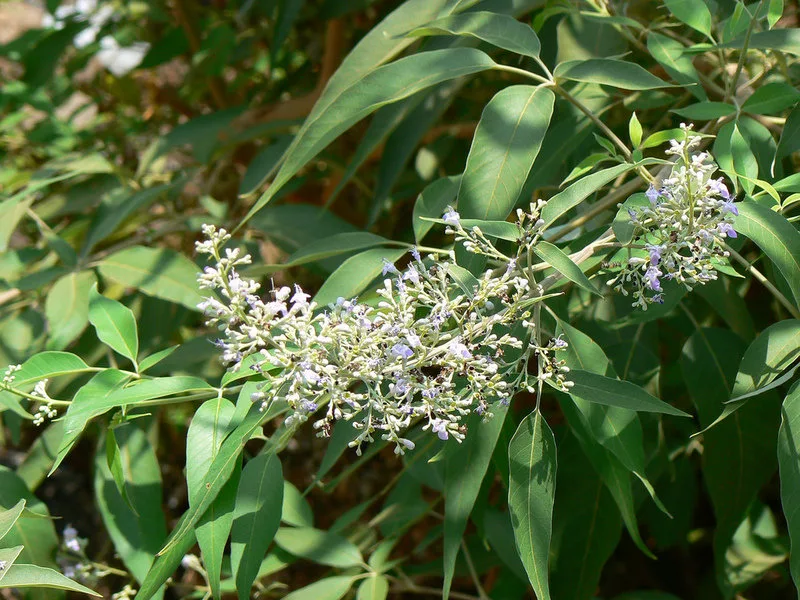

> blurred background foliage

[{"left": 0, "top": 0, "right": 799, "bottom": 599}]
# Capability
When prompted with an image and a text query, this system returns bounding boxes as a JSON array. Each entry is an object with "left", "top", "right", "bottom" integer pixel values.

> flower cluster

[
  {"left": 608, "top": 124, "right": 738, "bottom": 309},
  {"left": 58, "top": 525, "right": 91, "bottom": 581},
  {"left": 196, "top": 216, "right": 569, "bottom": 454}
]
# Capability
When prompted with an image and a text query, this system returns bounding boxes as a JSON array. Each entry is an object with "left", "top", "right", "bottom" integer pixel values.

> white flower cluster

[
  {"left": 608, "top": 124, "right": 738, "bottom": 309},
  {"left": 31, "top": 379, "right": 58, "bottom": 426},
  {"left": 196, "top": 216, "right": 569, "bottom": 454}
]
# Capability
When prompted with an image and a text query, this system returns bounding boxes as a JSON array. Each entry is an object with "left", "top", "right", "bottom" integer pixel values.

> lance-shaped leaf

[
  {"left": 44, "top": 270, "right": 96, "bottom": 350},
  {"left": 98, "top": 246, "right": 204, "bottom": 311},
  {"left": 554, "top": 59, "right": 677, "bottom": 90},
  {"left": 442, "top": 406, "right": 507, "bottom": 598},
  {"left": 681, "top": 328, "right": 780, "bottom": 596},
  {"left": 778, "top": 381, "right": 800, "bottom": 596},
  {"left": 231, "top": 452, "right": 284, "bottom": 599},
  {"left": 540, "top": 163, "right": 635, "bottom": 230},
  {"left": 88, "top": 283, "right": 139, "bottom": 364},
  {"left": 534, "top": 240, "right": 601, "bottom": 296},
  {"left": 241, "top": 48, "right": 496, "bottom": 225},
  {"left": 565, "top": 370, "right": 690, "bottom": 417},
  {"left": 187, "top": 398, "right": 239, "bottom": 599},
  {"left": 457, "top": 85, "right": 554, "bottom": 221},
  {"left": 409, "top": 11, "right": 541, "bottom": 58},
  {"left": 550, "top": 434, "right": 622, "bottom": 600},
  {"left": 0, "top": 564, "right": 101, "bottom": 596},
  {"left": 508, "top": 410, "right": 557, "bottom": 600},
  {"left": 274, "top": 527, "right": 363, "bottom": 568},
  {"left": 734, "top": 201, "right": 800, "bottom": 307}
]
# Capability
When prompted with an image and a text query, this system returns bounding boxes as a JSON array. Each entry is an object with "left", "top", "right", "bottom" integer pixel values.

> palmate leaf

[{"left": 508, "top": 410, "right": 557, "bottom": 600}]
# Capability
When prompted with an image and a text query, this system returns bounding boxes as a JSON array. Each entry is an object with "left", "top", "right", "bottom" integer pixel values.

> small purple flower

[
  {"left": 717, "top": 222, "right": 737, "bottom": 238},
  {"left": 301, "top": 400, "right": 318, "bottom": 412},
  {"left": 390, "top": 343, "right": 413, "bottom": 360},
  {"left": 411, "top": 247, "right": 421, "bottom": 262},
  {"left": 552, "top": 336, "right": 568, "bottom": 350},
  {"left": 422, "top": 387, "right": 439, "bottom": 399},
  {"left": 721, "top": 199, "right": 739, "bottom": 216},
  {"left": 644, "top": 266, "right": 662, "bottom": 292},
  {"left": 647, "top": 244, "right": 664, "bottom": 267},
  {"left": 499, "top": 397, "right": 511, "bottom": 407},
  {"left": 431, "top": 419, "right": 449, "bottom": 441},
  {"left": 382, "top": 259, "right": 399, "bottom": 276},
  {"left": 443, "top": 206, "right": 460, "bottom": 226},
  {"left": 646, "top": 184, "right": 660, "bottom": 205},
  {"left": 709, "top": 178, "right": 731, "bottom": 200},
  {"left": 448, "top": 339, "right": 473, "bottom": 360},
  {"left": 392, "top": 378, "right": 410, "bottom": 397},
  {"left": 651, "top": 293, "right": 664, "bottom": 304},
  {"left": 403, "top": 264, "right": 420, "bottom": 285},
  {"left": 506, "top": 258, "right": 517, "bottom": 274}
]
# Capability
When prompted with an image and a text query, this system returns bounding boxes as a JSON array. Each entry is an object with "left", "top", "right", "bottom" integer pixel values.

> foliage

[{"left": 1, "top": 0, "right": 800, "bottom": 599}]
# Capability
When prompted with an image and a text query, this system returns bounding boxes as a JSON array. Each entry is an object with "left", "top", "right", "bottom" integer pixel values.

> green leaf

[
  {"left": 664, "top": 0, "right": 713, "bottom": 37},
  {"left": 98, "top": 246, "right": 204, "bottom": 311},
  {"left": 742, "top": 81, "right": 800, "bottom": 115},
  {"left": 457, "top": 86, "right": 554, "bottom": 221},
  {"left": 0, "top": 467, "right": 59, "bottom": 569},
  {"left": 0, "top": 546, "right": 23, "bottom": 583},
  {"left": 550, "top": 434, "right": 622, "bottom": 600},
  {"left": 734, "top": 200, "right": 800, "bottom": 307},
  {"left": 672, "top": 101, "right": 737, "bottom": 120},
  {"left": 137, "top": 406, "right": 269, "bottom": 600},
  {"left": 44, "top": 270, "right": 97, "bottom": 350},
  {"left": 356, "top": 574, "right": 389, "bottom": 600},
  {"left": 533, "top": 240, "right": 601, "bottom": 296},
  {"left": 138, "top": 346, "right": 179, "bottom": 373},
  {"left": 647, "top": 33, "right": 706, "bottom": 100},
  {"left": 508, "top": 410, "right": 556, "bottom": 600},
  {"left": 565, "top": 370, "right": 690, "bottom": 417},
  {"left": 231, "top": 452, "right": 284, "bottom": 599},
  {"left": 443, "top": 406, "right": 508, "bottom": 598},
  {"left": 0, "top": 500, "right": 25, "bottom": 541},
  {"left": 240, "top": 137, "right": 293, "bottom": 196},
  {"left": 0, "top": 351, "right": 89, "bottom": 419},
  {"left": 730, "top": 319, "right": 800, "bottom": 401},
  {"left": 0, "top": 564, "right": 101, "bottom": 596},
  {"left": 721, "top": 29, "right": 800, "bottom": 56},
  {"left": 313, "top": 247, "right": 407, "bottom": 306},
  {"left": 409, "top": 11, "right": 541, "bottom": 58},
  {"left": 57, "top": 372, "right": 211, "bottom": 471},
  {"left": 283, "top": 576, "right": 355, "bottom": 600},
  {"left": 82, "top": 181, "right": 184, "bottom": 256},
  {"left": 612, "top": 193, "right": 648, "bottom": 245},
  {"left": 274, "top": 527, "right": 363, "bottom": 568},
  {"left": 281, "top": 232, "right": 392, "bottom": 268},
  {"left": 241, "top": 48, "right": 496, "bottom": 225},
  {"left": 775, "top": 104, "right": 800, "bottom": 162},
  {"left": 95, "top": 424, "right": 167, "bottom": 591},
  {"left": 554, "top": 59, "right": 677, "bottom": 90},
  {"left": 88, "top": 283, "right": 139, "bottom": 364},
  {"left": 681, "top": 328, "right": 780, "bottom": 595},
  {"left": 778, "top": 381, "right": 800, "bottom": 593},
  {"left": 768, "top": 0, "right": 784, "bottom": 28},
  {"left": 540, "top": 163, "right": 634, "bottom": 230},
  {"left": 186, "top": 398, "right": 239, "bottom": 599},
  {"left": 282, "top": 481, "right": 313, "bottom": 528}
]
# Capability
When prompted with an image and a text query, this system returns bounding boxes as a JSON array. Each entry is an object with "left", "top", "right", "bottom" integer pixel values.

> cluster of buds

[
  {"left": 31, "top": 379, "right": 58, "bottom": 426},
  {"left": 197, "top": 216, "right": 569, "bottom": 454},
  {"left": 607, "top": 124, "right": 738, "bottom": 309},
  {"left": 58, "top": 525, "right": 91, "bottom": 581}
]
